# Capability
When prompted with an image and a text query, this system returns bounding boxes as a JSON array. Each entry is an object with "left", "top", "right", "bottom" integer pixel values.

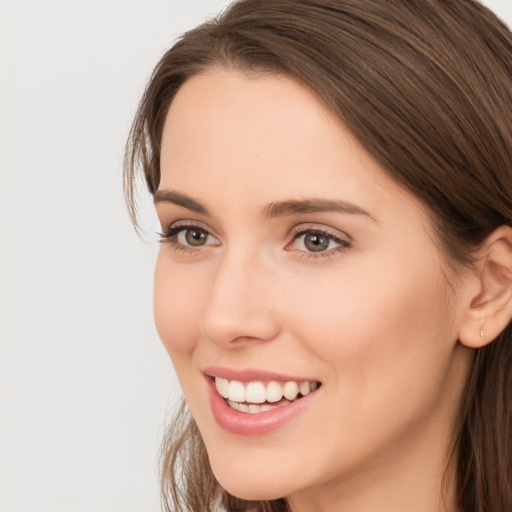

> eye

[
  {"left": 159, "top": 223, "right": 220, "bottom": 250},
  {"left": 177, "top": 227, "right": 211, "bottom": 247},
  {"left": 298, "top": 232, "right": 335, "bottom": 252},
  {"left": 287, "top": 227, "right": 351, "bottom": 257}
]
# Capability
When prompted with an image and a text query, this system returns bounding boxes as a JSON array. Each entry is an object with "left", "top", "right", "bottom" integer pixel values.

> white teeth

[
  {"left": 245, "top": 382, "right": 267, "bottom": 403},
  {"left": 228, "top": 380, "right": 245, "bottom": 402},
  {"left": 266, "top": 381, "right": 283, "bottom": 403},
  {"left": 215, "top": 376, "right": 320, "bottom": 407},
  {"left": 299, "top": 381, "right": 311, "bottom": 396},
  {"left": 217, "top": 377, "right": 229, "bottom": 398},
  {"left": 227, "top": 400, "right": 240, "bottom": 411},
  {"left": 283, "top": 381, "right": 299, "bottom": 400},
  {"left": 227, "top": 400, "right": 292, "bottom": 414}
]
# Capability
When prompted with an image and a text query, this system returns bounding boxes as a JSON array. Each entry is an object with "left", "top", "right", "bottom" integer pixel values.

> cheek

[
  {"left": 153, "top": 252, "right": 205, "bottom": 361},
  {"left": 287, "top": 253, "right": 453, "bottom": 403}
]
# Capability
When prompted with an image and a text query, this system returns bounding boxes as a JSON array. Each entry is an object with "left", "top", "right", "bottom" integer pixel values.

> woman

[{"left": 124, "top": 1, "right": 512, "bottom": 511}]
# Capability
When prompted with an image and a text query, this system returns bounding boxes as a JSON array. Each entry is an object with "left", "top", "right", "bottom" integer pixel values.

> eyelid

[
  {"left": 159, "top": 219, "right": 218, "bottom": 236},
  {"left": 288, "top": 223, "right": 351, "bottom": 243}
]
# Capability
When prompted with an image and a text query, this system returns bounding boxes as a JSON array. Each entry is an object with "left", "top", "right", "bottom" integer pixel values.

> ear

[{"left": 458, "top": 225, "right": 512, "bottom": 348}]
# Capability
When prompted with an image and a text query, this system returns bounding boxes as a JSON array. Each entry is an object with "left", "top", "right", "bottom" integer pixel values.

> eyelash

[{"left": 158, "top": 223, "right": 352, "bottom": 259}]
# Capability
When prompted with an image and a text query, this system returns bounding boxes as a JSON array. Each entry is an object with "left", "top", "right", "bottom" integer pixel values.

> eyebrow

[
  {"left": 264, "top": 198, "right": 377, "bottom": 221},
  {"left": 154, "top": 189, "right": 376, "bottom": 221},
  {"left": 153, "top": 190, "right": 209, "bottom": 215}
]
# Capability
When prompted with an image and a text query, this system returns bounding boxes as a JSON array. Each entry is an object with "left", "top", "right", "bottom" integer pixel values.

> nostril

[{"left": 200, "top": 310, "right": 281, "bottom": 347}]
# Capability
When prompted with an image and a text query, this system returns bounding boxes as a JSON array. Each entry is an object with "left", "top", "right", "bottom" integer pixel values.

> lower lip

[{"left": 207, "top": 377, "right": 319, "bottom": 436}]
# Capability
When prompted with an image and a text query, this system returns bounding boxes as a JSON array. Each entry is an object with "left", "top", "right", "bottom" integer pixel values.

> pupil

[
  {"left": 186, "top": 229, "right": 206, "bottom": 246},
  {"left": 305, "top": 233, "right": 329, "bottom": 252}
]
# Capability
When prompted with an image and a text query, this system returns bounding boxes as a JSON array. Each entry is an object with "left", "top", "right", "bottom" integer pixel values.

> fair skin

[{"left": 153, "top": 69, "right": 487, "bottom": 512}]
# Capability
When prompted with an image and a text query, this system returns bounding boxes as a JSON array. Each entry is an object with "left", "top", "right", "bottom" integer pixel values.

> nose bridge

[{"left": 200, "top": 246, "right": 279, "bottom": 345}]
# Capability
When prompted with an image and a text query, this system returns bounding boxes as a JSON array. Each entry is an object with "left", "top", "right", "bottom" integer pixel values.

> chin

[
  {"left": 216, "top": 478, "right": 288, "bottom": 502},
  {"left": 208, "top": 454, "right": 295, "bottom": 501}
]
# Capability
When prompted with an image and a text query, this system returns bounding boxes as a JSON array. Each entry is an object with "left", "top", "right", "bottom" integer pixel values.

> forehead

[
  {"left": 159, "top": 69, "right": 422, "bottom": 220},
  {"left": 160, "top": 70, "right": 350, "bottom": 180}
]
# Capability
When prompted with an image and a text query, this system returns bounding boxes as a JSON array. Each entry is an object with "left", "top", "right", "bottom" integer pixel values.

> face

[{"left": 154, "top": 70, "right": 473, "bottom": 507}]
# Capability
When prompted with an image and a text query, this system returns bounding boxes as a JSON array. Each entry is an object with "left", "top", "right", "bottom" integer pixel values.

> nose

[{"left": 200, "top": 250, "right": 281, "bottom": 347}]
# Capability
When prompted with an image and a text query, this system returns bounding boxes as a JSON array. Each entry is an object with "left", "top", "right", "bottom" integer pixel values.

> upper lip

[{"left": 203, "top": 366, "right": 320, "bottom": 383}]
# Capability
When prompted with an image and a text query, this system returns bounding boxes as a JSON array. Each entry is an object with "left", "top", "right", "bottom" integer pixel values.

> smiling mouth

[{"left": 214, "top": 376, "right": 321, "bottom": 414}]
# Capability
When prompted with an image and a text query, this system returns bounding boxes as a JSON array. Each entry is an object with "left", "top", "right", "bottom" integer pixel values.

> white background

[{"left": 1, "top": 1, "right": 511, "bottom": 511}]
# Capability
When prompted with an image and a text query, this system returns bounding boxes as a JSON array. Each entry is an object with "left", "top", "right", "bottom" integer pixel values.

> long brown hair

[{"left": 124, "top": 1, "right": 512, "bottom": 510}]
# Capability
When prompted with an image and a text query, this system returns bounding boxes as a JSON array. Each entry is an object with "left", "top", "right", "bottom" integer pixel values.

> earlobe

[{"left": 458, "top": 225, "right": 512, "bottom": 349}]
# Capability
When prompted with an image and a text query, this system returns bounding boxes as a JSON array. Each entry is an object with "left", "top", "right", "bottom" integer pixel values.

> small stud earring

[{"left": 480, "top": 326, "right": 486, "bottom": 344}]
